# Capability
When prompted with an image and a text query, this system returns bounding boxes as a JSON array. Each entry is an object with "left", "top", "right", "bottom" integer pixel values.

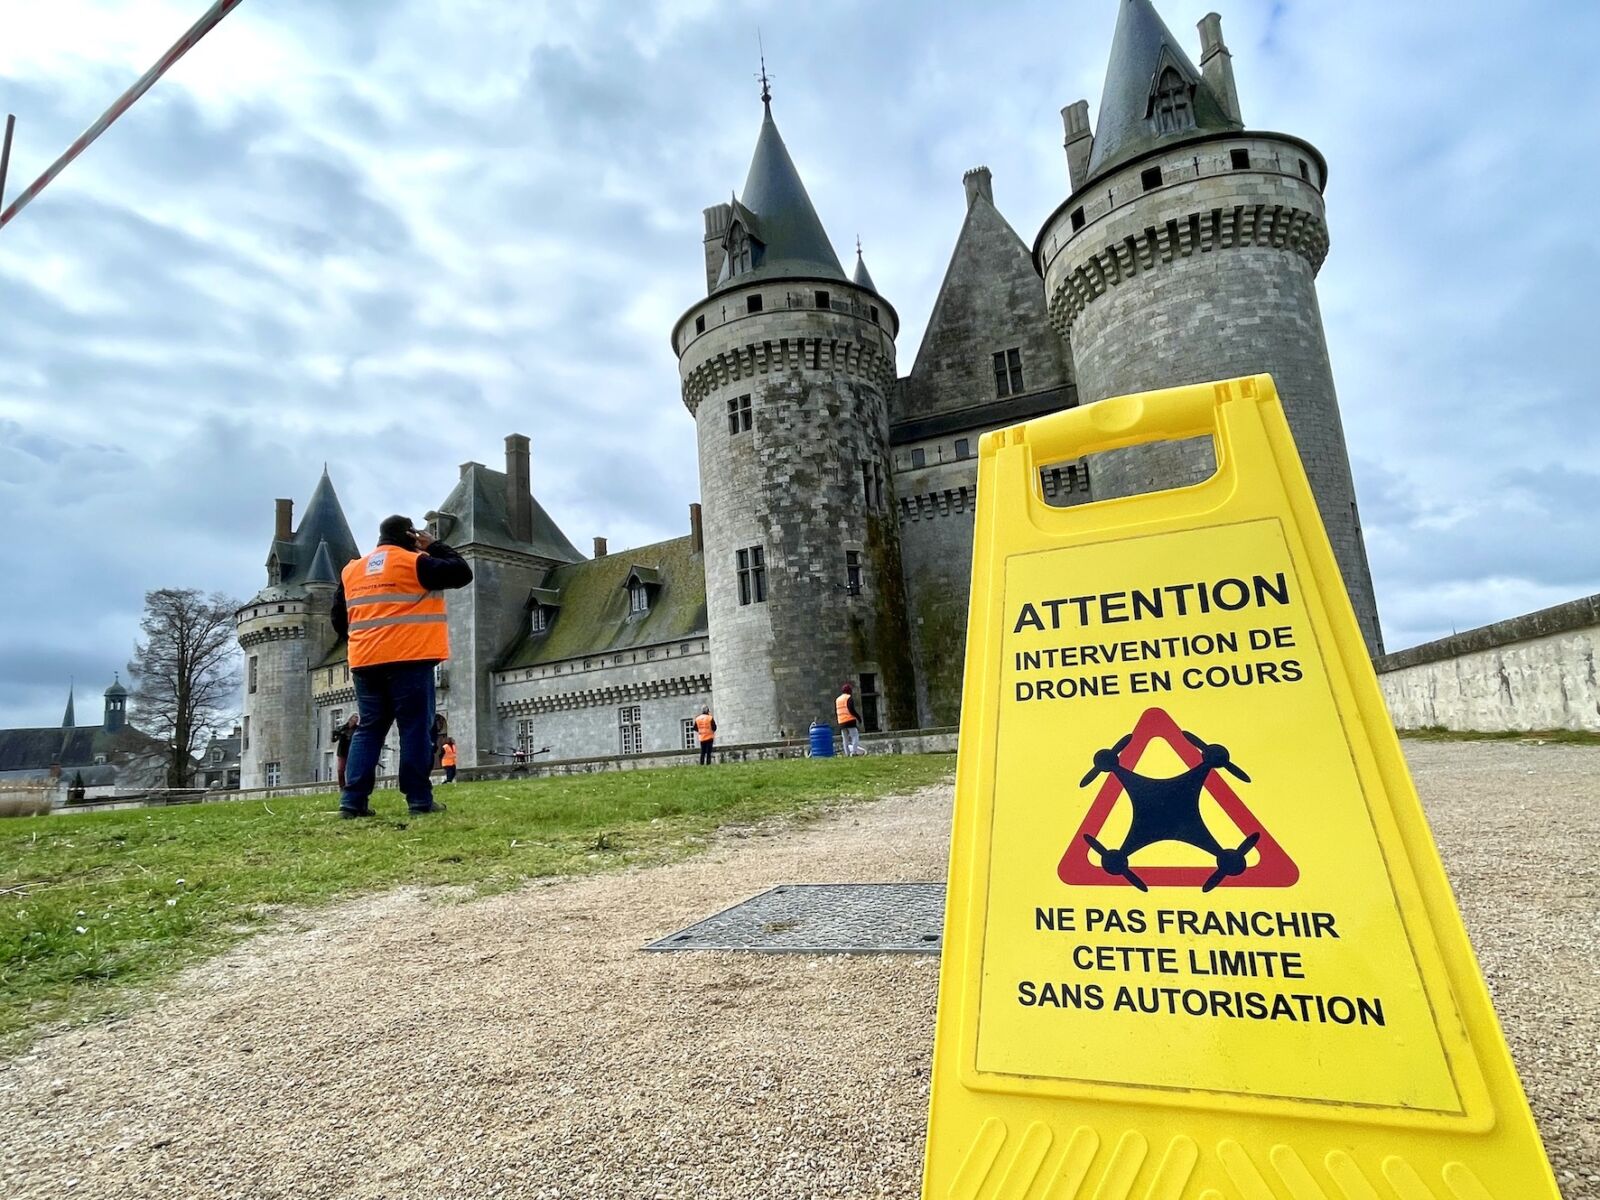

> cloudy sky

[{"left": 1, "top": 0, "right": 1596, "bottom": 729}]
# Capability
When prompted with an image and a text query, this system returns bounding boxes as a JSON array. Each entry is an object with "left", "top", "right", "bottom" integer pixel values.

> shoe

[
  {"left": 339, "top": 807, "right": 374, "bottom": 820},
  {"left": 408, "top": 802, "right": 447, "bottom": 815}
]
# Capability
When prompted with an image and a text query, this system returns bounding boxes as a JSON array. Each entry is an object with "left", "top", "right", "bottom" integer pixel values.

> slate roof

[
  {"left": 256, "top": 470, "right": 361, "bottom": 602},
  {"left": 304, "top": 539, "right": 339, "bottom": 585},
  {"left": 499, "top": 535, "right": 707, "bottom": 669},
  {"left": 1084, "top": 0, "right": 1240, "bottom": 185},
  {"left": 61, "top": 687, "right": 75, "bottom": 728},
  {"left": 714, "top": 101, "right": 846, "bottom": 291},
  {"left": 432, "top": 462, "right": 583, "bottom": 563},
  {"left": 852, "top": 248, "right": 878, "bottom": 292},
  {"left": 0, "top": 726, "right": 165, "bottom": 773}
]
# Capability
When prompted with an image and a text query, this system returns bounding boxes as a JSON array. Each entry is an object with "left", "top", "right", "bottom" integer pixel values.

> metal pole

[
  {"left": 0, "top": 0, "right": 246, "bottom": 231},
  {"left": 0, "top": 115, "right": 14, "bottom": 213}
]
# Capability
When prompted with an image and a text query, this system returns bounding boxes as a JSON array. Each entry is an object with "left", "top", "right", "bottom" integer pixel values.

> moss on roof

[{"left": 499, "top": 535, "right": 707, "bottom": 669}]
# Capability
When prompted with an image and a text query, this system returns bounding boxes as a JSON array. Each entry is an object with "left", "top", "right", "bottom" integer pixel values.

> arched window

[
  {"left": 724, "top": 222, "right": 757, "bottom": 279},
  {"left": 1151, "top": 67, "right": 1194, "bottom": 135}
]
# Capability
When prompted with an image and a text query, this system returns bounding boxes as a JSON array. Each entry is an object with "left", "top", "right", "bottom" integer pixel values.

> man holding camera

[{"left": 332, "top": 514, "right": 472, "bottom": 818}]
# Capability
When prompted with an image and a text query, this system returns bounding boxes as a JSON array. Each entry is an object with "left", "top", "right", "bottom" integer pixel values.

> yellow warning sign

[{"left": 923, "top": 376, "right": 1561, "bottom": 1199}]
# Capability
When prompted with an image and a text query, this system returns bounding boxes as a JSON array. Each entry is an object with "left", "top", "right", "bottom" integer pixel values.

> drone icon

[{"left": 1078, "top": 726, "right": 1261, "bottom": 893}]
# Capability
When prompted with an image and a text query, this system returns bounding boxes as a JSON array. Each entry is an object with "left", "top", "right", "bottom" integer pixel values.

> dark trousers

[
  {"left": 699, "top": 739, "right": 714, "bottom": 765},
  {"left": 341, "top": 661, "right": 437, "bottom": 813},
  {"left": 336, "top": 756, "right": 348, "bottom": 789},
  {"left": 444, "top": 766, "right": 457, "bottom": 783}
]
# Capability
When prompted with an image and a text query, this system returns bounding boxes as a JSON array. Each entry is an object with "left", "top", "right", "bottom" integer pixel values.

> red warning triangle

[{"left": 1058, "top": 706, "right": 1298, "bottom": 889}]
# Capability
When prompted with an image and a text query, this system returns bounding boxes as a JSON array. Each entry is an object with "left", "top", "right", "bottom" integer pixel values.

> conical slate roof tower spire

[
  {"left": 851, "top": 239, "right": 878, "bottom": 292},
  {"left": 1084, "top": 0, "right": 1239, "bottom": 183},
  {"left": 61, "top": 683, "right": 75, "bottom": 728},
  {"left": 726, "top": 89, "right": 846, "bottom": 287}
]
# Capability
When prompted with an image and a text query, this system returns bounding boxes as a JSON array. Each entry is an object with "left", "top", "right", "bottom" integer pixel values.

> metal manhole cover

[{"left": 645, "top": 883, "right": 945, "bottom": 954}]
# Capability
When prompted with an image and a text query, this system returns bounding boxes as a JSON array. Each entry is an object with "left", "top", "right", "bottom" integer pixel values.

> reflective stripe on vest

[
  {"left": 441, "top": 745, "right": 457, "bottom": 766},
  {"left": 341, "top": 545, "right": 449, "bottom": 668},
  {"left": 694, "top": 713, "right": 714, "bottom": 741},
  {"left": 836, "top": 694, "right": 856, "bottom": 726}
]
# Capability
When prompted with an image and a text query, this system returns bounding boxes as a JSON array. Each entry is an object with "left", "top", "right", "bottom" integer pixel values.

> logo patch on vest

[{"left": 365, "top": 552, "right": 387, "bottom": 575}]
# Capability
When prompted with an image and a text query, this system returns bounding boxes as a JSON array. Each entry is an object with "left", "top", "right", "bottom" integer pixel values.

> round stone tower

[
  {"left": 673, "top": 92, "right": 915, "bottom": 742},
  {"left": 1036, "top": 1, "right": 1382, "bottom": 654},
  {"left": 236, "top": 474, "right": 360, "bottom": 787}
]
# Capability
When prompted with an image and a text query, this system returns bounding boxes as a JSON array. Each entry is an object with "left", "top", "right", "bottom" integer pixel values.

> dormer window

[
  {"left": 266, "top": 553, "right": 282, "bottom": 585},
  {"left": 628, "top": 581, "right": 650, "bottom": 614},
  {"left": 530, "top": 605, "right": 549, "bottom": 634},
  {"left": 621, "top": 566, "right": 661, "bottom": 617},
  {"left": 724, "top": 221, "right": 759, "bottom": 280},
  {"left": 1150, "top": 66, "right": 1194, "bottom": 135}
]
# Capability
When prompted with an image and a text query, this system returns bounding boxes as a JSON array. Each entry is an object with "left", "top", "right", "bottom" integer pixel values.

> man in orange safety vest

[
  {"left": 836, "top": 682, "right": 864, "bottom": 757},
  {"left": 332, "top": 514, "right": 472, "bottom": 818},
  {"left": 693, "top": 705, "right": 717, "bottom": 766}
]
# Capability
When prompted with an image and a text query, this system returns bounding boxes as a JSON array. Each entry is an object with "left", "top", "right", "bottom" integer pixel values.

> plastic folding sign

[{"left": 922, "top": 375, "right": 1560, "bottom": 1199}]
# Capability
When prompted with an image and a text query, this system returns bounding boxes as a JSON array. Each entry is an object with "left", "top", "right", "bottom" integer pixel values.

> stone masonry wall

[
  {"left": 1038, "top": 134, "right": 1383, "bottom": 656},
  {"left": 445, "top": 552, "right": 548, "bottom": 767},
  {"left": 494, "top": 637, "right": 712, "bottom": 760},
  {"left": 678, "top": 281, "right": 914, "bottom": 742},
  {"left": 1376, "top": 594, "right": 1600, "bottom": 732},
  {"left": 237, "top": 593, "right": 336, "bottom": 788}
]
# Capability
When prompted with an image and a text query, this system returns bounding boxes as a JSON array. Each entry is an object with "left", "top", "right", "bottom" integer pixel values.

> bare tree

[{"left": 127, "top": 588, "right": 241, "bottom": 787}]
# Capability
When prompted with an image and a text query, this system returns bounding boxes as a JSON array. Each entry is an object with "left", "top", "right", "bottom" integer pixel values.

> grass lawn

[
  {"left": 1397, "top": 726, "right": 1600, "bottom": 746},
  {"left": 0, "top": 754, "right": 953, "bottom": 1052}
]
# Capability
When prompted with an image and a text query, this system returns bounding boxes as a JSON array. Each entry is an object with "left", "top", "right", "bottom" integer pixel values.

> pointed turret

[
  {"left": 304, "top": 538, "right": 338, "bottom": 586},
  {"left": 715, "top": 97, "right": 846, "bottom": 289},
  {"left": 262, "top": 468, "right": 362, "bottom": 587},
  {"left": 851, "top": 242, "right": 878, "bottom": 292},
  {"left": 61, "top": 683, "right": 75, "bottom": 728},
  {"left": 1083, "top": 0, "right": 1239, "bottom": 185}
]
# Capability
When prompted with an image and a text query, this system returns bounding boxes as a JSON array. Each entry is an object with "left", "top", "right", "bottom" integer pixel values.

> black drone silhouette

[{"left": 1079, "top": 728, "right": 1260, "bottom": 893}]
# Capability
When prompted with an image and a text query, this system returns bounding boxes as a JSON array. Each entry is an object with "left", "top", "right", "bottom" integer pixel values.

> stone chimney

[
  {"left": 1062, "top": 101, "right": 1093, "bottom": 192},
  {"left": 593, "top": 536, "right": 608, "bottom": 559},
  {"left": 703, "top": 202, "right": 733, "bottom": 294},
  {"left": 962, "top": 166, "right": 993, "bottom": 210},
  {"left": 504, "top": 433, "right": 532, "bottom": 544},
  {"left": 1198, "top": 13, "right": 1240, "bottom": 123},
  {"left": 689, "top": 503, "right": 704, "bottom": 554},
  {"left": 274, "top": 498, "right": 293, "bottom": 541}
]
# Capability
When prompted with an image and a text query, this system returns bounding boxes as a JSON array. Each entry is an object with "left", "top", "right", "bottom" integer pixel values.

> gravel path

[{"left": 1, "top": 741, "right": 1596, "bottom": 1199}]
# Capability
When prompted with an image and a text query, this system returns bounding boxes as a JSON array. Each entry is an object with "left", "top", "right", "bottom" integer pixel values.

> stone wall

[
  {"left": 494, "top": 637, "right": 713, "bottom": 761},
  {"left": 237, "top": 587, "right": 338, "bottom": 788},
  {"left": 1376, "top": 594, "right": 1600, "bottom": 732},
  {"left": 1037, "top": 133, "right": 1383, "bottom": 657}
]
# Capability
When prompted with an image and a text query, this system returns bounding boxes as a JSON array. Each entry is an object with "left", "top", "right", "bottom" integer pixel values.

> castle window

[
  {"left": 736, "top": 546, "right": 767, "bottom": 605},
  {"left": 993, "top": 348, "right": 1024, "bottom": 397},
  {"left": 530, "top": 605, "right": 548, "bottom": 634},
  {"left": 875, "top": 463, "right": 884, "bottom": 508},
  {"left": 212, "top": 748, "right": 224, "bottom": 763},
  {"left": 516, "top": 718, "right": 537, "bottom": 755},
  {"left": 1230, "top": 148, "right": 1250, "bottom": 170},
  {"left": 681, "top": 719, "right": 698, "bottom": 751},
  {"left": 248, "top": 656, "right": 258, "bottom": 694},
  {"left": 846, "top": 550, "right": 863, "bottom": 597},
  {"left": 265, "top": 761, "right": 281, "bottom": 787},
  {"left": 814, "top": 290, "right": 831, "bottom": 310},
  {"left": 727, "top": 393, "right": 752, "bottom": 435},
  {"left": 869, "top": 305, "right": 879, "bottom": 324},
  {"left": 1070, "top": 206, "right": 1085, "bottom": 231},
  {"left": 910, "top": 448, "right": 926, "bottom": 469},
  {"left": 746, "top": 294, "right": 763, "bottom": 314},
  {"left": 955, "top": 438, "right": 972, "bottom": 460},
  {"left": 243, "top": 716, "right": 250, "bottom": 751},
  {"left": 725, "top": 223, "right": 754, "bottom": 278},
  {"left": 618, "top": 705, "right": 643, "bottom": 755},
  {"left": 694, "top": 314, "right": 706, "bottom": 334},
  {"left": 1151, "top": 66, "right": 1194, "bottom": 135},
  {"left": 1298, "top": 158, "right": 1311, "bottom": 182},
  {"left": 1140, "top": 166, "right": 1163, "bottom": 192},
  {"left": 628, "top": 581, "right": 650, "bottom": 615},
  {"left": 859, "top": 673, "right": 881, "bottom": 733}
]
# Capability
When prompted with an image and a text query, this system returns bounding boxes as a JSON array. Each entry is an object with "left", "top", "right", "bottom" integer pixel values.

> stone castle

[{"left": 237, "top": 0, "right": 1382, "bottom": 788}]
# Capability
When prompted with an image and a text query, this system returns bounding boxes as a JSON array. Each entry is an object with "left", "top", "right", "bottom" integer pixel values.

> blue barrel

[{"left": 808, "top": 721, "right": 835, "bottom": 758}]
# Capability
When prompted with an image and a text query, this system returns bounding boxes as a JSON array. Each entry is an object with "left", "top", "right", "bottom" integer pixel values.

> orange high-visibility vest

[
  {"left": 694, "top": 713, "right": 715, "bottom": 742},
  {"left": 441, "top": 743, "right": 457, "bottom": 767},
  {"left": 836, "top": 693, "right": 856, "bottom": 726},
  {"left": 341, "top": 545, "right": 449, "bottom": 668}
]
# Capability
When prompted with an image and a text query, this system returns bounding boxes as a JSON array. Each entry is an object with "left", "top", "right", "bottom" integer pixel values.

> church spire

[
  {"left": 852, "top": 237, "right": 878, "bottom": 292},
  {"left": 61, "top": 680, "right": 75, "bottom": 728}
]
